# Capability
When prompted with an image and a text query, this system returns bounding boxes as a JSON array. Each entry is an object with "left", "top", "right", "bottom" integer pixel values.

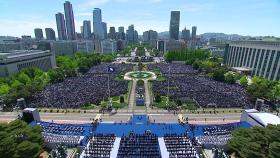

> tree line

[
  {"left": 228, "top": 125, "right": 280, "bottom": 158},
  {"left": 0, "top": 119, "right": 44, "bottom": 158}
]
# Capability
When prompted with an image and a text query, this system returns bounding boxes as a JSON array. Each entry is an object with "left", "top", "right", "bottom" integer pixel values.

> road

[
  {"left": 128, "top": 79, "right": 137, "bottom": 111},
  {"left": 0, "top": 111, "right": 242, "bottom": 124},
  {"left": 144, "top": 79, "right": 151, "bottom": 111}
]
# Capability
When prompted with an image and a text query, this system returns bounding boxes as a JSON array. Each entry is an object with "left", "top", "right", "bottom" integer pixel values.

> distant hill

[{"left": 157, "top": 31, "right": 244, "bottom": 41}]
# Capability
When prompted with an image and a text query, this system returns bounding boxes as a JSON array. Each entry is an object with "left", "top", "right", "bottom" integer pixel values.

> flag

[{"left": 108, "top": 66, "right": 115, "bottom": 73}]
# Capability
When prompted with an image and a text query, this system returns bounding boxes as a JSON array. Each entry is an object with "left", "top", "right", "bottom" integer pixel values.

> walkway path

[
  {"left": 144, "top": 79, "right": 151, "bottom": 111},
  {"left": 128, "top": 79, "right": 137, "bottom": 111}
]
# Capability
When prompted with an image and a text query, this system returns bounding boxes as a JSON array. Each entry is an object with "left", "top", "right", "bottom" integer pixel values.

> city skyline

[{"left": 0, "top": 0, "right": 280, "bottom": 37}]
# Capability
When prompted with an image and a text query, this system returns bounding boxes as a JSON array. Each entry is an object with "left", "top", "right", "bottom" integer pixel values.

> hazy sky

[{"left": 0, "top": 0, "right": 280, "bottom": 37}]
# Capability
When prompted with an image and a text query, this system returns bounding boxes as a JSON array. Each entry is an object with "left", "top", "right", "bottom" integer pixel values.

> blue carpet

[{"left": 31, "top": 115, "right": 252, "bottom": 144}]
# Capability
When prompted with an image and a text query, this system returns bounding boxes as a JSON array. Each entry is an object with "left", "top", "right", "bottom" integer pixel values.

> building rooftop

[
  {"left": 229, "top": 40, "right": 280, "bottom": 47},
  {"left": 249, "top": 112, "right": 280, "bottom": 126},
  {"left": 0, "top": 50, "right": 50, "bottom": 60}
]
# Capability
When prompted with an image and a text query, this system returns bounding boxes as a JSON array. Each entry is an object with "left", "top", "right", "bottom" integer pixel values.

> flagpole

[
  {"left": 166, "top": 65, "right": 170, "bottom": 106},
  {"left": 108, "top": 73, "right": 111, "bottom": 107}
]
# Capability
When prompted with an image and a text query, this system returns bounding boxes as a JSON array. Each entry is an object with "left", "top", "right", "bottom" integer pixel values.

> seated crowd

[
  {"left": 203, "top": 124, "right": 235, "bottom": 136},
  {"left": 196, "top": 134, "right": 231, "bottom": 147},
  {"left": 42, "top": 133, "right": 83, "bottom": 148},
  {"left": 40, "top": 123, "right": 84, "bottom": 136},
  {"left": 196, "top": 124, "right": 237, "bottom": 147},
  {"left": 152, "top": 73, "right": 250, "bottom": 108},
  {"left": 117, "top": 131, "right": 161, "bottom": 158},
  {"left": 164, "top": 133, "right": 198, "bottom": 158},
  {"left": 88, "top": 63, "right": 133, "bottom": 74},
  {"left": 32, "top": 63, "right": 132, "bottom": 108},
  {"left": 148, "top": 63, "right": 198, "bottom": 74},
  {"left": 81, "top": 134, "right": 116, "bottom": 158}
]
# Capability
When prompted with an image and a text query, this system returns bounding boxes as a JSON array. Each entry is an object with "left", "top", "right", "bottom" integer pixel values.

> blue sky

[{"left": 0, "top": 0, "right": 280, "bottom": 37}]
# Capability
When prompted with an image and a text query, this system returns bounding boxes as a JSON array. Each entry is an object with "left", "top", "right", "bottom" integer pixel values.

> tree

[
  {"left": 229, "top": 125, "right": 280, "bottom": 158},
  {"left": 120, "top": 95, "right": 125, "bottom": 103},
  {"left": 247, "top": 76, "right": 275, "bottom": 101},
  {"left": 0, "top": 120, "right": 43, "bottom": 158},
  {"left": 272, "top": 81, "right": 280, "bottom": 99},
  {"left": 212, "top": 68, "right": 226, "bottom": 82},
  {"left": 176, "top": 99, "right": 182, "bottom": 107},
  {"left": 155, "top": 94, "right": 162, "bottom": 103},
  {"left": 224, "top": 72, "right": 236, "bottom": 84},
  {"left": 240, "top": 76, "right": 248, "bottom": 87}
]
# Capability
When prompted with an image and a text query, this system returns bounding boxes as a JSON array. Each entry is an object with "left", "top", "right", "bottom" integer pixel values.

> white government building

[
  {"left": 224, "top": 41, "right": 280, "bottom": 80},
  {"left": 0, "top": 50, "right": 56, "bottom": 77}
]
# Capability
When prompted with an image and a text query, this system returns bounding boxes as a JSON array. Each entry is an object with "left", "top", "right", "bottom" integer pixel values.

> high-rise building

[
  {"left": 83, "top": 20, "right": 92, "bottom": 39},
  {"left": 80, "top": 26, "right": 83, "bottom": 35},
  {"left": 118, "top": 27, "right": 124, "bottom": 33},
  {"left": 143, "top": 31, "right": 149, "bottom": 42},
  {"left": 126, "top": 25, "right": 139, "bottom": 45},
  {"left": 64, "top": 1, "right": 76, "bottom": 40},
  {"left": 192, "top": 26, "right": 197, "bottom": 39},
  {"left": 34, "top": 28, "right": 43, "bottom": 40},
  {"left": 224, "top": 41, "right": 280, "bottom": 81},
  {"left": 102, "top": 22, "right": 107, "bottom": 39},
  {"left": 181, "top": 27, "right": 190, "bottom": 41},
  {"left": 143, "top": 30, "right": 158, "bottom": 42},
  {"left": 118, "top": 26, "right": 125, "bottom": 40},
  {"left": 109, "top": 27, "right": 116, "bottom": 39},
  {"left": 93, "top": 8, "right": 105, "bottom": 40},
  {"left": 45, "top": 28, "right": 56, "bottom": 40},
  {"left": 55, "top": 13, "right": 67, "bottom": 40},
  {"left": 169, "top": 11, "right": 180, "bottom": 40}
]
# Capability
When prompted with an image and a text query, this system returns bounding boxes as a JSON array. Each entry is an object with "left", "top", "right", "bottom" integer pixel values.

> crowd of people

[
  {"left": 148, "top": 63, "right": 198, "bottom": 74},
  {"left": 164, "top": 133, "right": 199, "bottom": 158},
  {"left": 150, "top": 63, "right": 250, "bottom": 107},
  {"left": 43, "top": 133, "right": 83, "bottom": 148},
  {"left": 195, "top": 124, "right": 237, "bottom": 147},
  {"left": 196, "top": 134, "right": 232, "bottom": 147},
  {"left": 40, "top": 123, "right": 84, "bottom": 136},
  {"left": 117, "top": 131, "right": 161, "bottom": 158},
  {"left": 203, "top": 124, "right": 235, "bottom": 136},
  {"left": 32, "top": 63, "right": 132, "bottom": 108},
  {"left": 88, "top": 63, "right": 133, "bottom": 74},
  {"left": 81, "top": 134, "right": 116, "bottom": 158}
]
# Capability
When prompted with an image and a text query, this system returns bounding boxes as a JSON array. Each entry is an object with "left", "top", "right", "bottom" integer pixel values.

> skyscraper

[
  {"left": 34, "top": 28, "right": 43, "bottom": 40},
  {"left": 102, "top": 22, "right": 107, "bottom": 39},
  {"left": 83, "top": 20, "right": 91, "bottom": 39},
  {"left": 45, "top": 28, "right": 56, "bottom": 40},
  {"left": 93, "top": 8, "right": 104, "bottom": 40},
  {"left": 55, "top": 13, "right": 67, "bottom": 40},
  {"left": 143, "top": 30, "right": 158, "bottom": 42},
  {"left": 169, "top": 11, "right": 180, "bottom": 40},
  {"left": 64, "top": 1, "right": 76, "bottom": 40},
  {"left": 181, "top": 27, "right": 190, "bottom": 41},
  {"left": 109, "top": 27, "right": 116, "bottom": 39},
  {"left": 192, "top": 26, "right": 197, "bottom": 39},
  {"left": 126, "top": 25, "right": 137, "bottom": 45},
  {"left": 118, "top": 26, "right": 125, "bottom": 40}
]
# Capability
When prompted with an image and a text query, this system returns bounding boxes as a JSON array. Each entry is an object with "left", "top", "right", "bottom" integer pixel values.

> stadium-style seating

[
  {"left": 41, "top": 123, "right": 84, "bottom": 135},
  {"left": 117, "top": 131, "right": 161, "bottom": 158},
  {"left": 82, "top": 134, "right": 116, "bottom": 158},
  {"left": 43, "top": 133, "right": 83, "bottom": 148},
  {"left": 164, "top": 133, "right": 198, "bottom": 158}
]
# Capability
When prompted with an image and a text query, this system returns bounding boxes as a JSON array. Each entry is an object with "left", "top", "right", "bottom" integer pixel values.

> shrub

[{"left": 120, "top": 95, "right": 125, "bottom": 103}]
